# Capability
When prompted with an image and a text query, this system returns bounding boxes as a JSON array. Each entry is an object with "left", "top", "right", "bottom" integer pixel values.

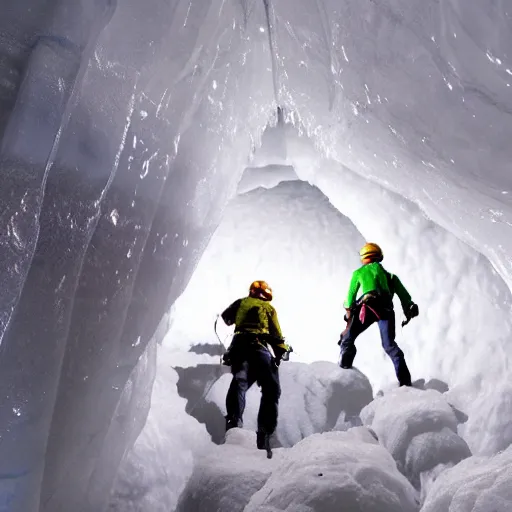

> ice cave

[{"left": 0, "top": 1, "right": 512, "bottom": 511}]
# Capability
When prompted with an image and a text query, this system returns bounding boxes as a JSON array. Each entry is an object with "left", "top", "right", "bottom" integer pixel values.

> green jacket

[
  {"left": 344, "top": 262, "right": 413, "bottom": 313},
  {"left": 221, "top": 296, "right": 283, "bottom": 339}
]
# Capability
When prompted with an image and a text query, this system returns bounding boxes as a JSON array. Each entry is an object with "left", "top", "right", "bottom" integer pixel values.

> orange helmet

[
  {"left": 249, "top": 280, "right": 273, "bottom": 301},
  {"left": 360, "top": 242, "right": 383, "bottom": 262}
]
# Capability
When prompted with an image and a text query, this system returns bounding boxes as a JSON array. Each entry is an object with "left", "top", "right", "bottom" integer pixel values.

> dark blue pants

[
  {"left": 339, "top": 307, "right": 412, "bottom": 386},
  {"left": 225, "top": 345, "right": 281, "bottom": 434}
]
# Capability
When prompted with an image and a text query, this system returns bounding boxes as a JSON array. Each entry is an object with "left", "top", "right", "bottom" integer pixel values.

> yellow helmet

[
  {"left": 360, "top": 242, "right": 383, "bottom": 262},
  {"left": 249, "top": 280, "right": 273, "bottom": 301}
]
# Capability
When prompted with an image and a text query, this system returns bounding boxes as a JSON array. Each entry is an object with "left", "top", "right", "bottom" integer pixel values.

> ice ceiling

[{"left": 0, "top": 1, "right": 511, "bottom": 511}]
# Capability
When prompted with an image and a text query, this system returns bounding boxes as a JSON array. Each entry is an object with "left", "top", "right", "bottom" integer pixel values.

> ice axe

[
  {"left": 187, "top": 316, "right": 227, "bottom": 415},
  {"left": 214, "top": 314, "right": 233, "bottom": 365}
]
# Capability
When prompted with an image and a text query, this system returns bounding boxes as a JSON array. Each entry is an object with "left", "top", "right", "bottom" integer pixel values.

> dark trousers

[
  {"left": 225, "top": 345, "right": 281, "bottom": 434},
  {"left": 339, "top": 307, "right": 412, "bottom": 386}
]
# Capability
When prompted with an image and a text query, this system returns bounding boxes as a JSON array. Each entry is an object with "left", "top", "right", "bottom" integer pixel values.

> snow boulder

[
  {"left": 244, "top": 429, "right": 419, "bottom": 512},
  {"left": 421, "top": 445, "right": 512, "bottom": 512},
  {"left": 207, "top": 361, "right": 373, "bottom": 446},
  {"left": 175, "top": 428, "right": 283, "bottom": 512},
  {"left": 360, "top": 388, "right": 471, "bottom": 497}
]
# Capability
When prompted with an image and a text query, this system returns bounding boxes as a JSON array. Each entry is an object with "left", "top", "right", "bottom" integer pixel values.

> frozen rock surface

[
  {"left": 244, "top": 429, "right": 419, "bottom": 512},
  {"left": 360, "top": 388, "right": 471, "bottom": 497},
  {"left": 420, "top": 446, "right": 512, "bottom": 512},
  {"left": 206, "top": 361, "right": 373, "bottom": 447}
]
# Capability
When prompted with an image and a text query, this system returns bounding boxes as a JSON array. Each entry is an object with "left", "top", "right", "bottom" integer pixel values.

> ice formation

[
  {"left": 1, "top": 1, "right": 511, "bottom": 511},
  {"left": 177, "top": 428, "right": 419, "bottom": 512},
  {"left": 360, "top": 388, "right": 471, "bottom": 501},
  {"left": 420, "top": 445, "right": 512, "bottom": 512}
]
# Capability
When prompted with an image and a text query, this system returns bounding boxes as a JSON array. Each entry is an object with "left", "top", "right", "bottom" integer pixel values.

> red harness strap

[{"left": 359, "top": 303, "right": 381, "bottom": 324}]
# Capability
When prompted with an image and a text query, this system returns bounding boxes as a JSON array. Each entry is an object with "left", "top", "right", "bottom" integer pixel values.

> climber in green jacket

[
  {"left": 339, "top": 243, "right": 419, "bottom": 386},
  {"left": 221, "top": 280, "right": 290, "bottom": 452}
]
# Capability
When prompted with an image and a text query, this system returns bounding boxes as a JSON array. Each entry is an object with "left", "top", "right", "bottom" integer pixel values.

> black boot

[
  {"left": 257, "top": 431, "right": 273, "bottom": 459},
  {"left": 226, "top": 416, "right": 243, "bottom": 431}
]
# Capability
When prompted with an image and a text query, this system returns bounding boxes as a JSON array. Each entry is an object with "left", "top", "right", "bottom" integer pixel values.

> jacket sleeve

[
  {"left": 221, "top": 299, "right": 242, "bottom": 326},
  {"left": 267, "top": 305, "right": 283, "bottom": 339},
  {"left": 267, "top": 306, "right": 290, "bottom": 360},
  {"left": 391, "top": 275, "right": 413, "bottom": 312},
  {"left": 344, "top": 270, "right": 360, "bottom": 309}
]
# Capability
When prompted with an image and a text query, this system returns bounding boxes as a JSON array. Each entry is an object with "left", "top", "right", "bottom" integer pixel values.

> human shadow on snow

[{"left": 175, "top": 363, "right": 230, "bottom": 444}]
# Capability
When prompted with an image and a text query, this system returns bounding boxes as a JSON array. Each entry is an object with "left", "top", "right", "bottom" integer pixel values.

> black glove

[
  {"left": 402, "top": 303, "right": 419, "bottom": 327},
  {"left": 406, "top": 303, "right": 419, "bottom": 320},
  {"left": 273, "top": 339, "right": 291, "bottom": 360},
  {"left": 222, "top": 351, "right": 232, "bottom": 366}
]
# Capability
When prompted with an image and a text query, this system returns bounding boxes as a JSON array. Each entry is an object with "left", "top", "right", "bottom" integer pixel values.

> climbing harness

[{"left": 359, "top": 303, "right": 381, "bottom": 324}]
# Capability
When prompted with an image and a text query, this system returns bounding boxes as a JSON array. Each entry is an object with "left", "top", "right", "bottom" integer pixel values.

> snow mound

[
  {"left": 360, "top": 388, "right": 471, "bottom": 495},
  {"left": 244, "top": 429, "right": 419, "bottom": 512},
  {"left": 175, "top": 428, "right": 283, "bottom": 512},
  {"left": 421, "top": 445, "right": 512, "bottom": 512},
  {"left": 206, "top": 361, "right": 373, "bottom": 446}
]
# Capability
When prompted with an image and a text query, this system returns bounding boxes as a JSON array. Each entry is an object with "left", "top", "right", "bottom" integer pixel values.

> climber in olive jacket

[
  {"left": 221, "top": 280, "right": 289, "bottom": 451},
  {"left": 339, "top": 243, "right": 419, "bottom": 387}
]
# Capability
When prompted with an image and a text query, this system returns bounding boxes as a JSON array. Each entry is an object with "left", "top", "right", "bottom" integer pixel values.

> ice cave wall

[
  {"left": 0, "top": 2, "right": 275, "bottom": 511},
  {"left": 0, "top": 1, "right": 511, "bottom": 512}
]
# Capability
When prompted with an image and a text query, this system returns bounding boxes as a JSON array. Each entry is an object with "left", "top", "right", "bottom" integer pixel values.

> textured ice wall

[
  {"left": 266, "top": 0, "right": 512, "bottom": 286},
  {"left": 1, "top": 1, "right": 512, "bottom": 511},
  {"left": 0, "top": 2, "right": 275, "bottom": 511}
]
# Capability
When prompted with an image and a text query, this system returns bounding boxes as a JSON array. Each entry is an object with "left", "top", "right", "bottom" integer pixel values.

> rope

[{"left": 187, "top": 315, "right": 230, "bottom": 415}]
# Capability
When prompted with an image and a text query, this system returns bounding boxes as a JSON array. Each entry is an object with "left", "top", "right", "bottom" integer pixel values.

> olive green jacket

[{"left": 221, "top": 296, "right": 283, "bottom": 339}]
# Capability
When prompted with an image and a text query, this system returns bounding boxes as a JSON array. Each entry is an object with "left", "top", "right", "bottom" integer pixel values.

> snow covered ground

[
  {"left": 177, "top": 427, "right": 419, "bottom": 512},
  {"left": 111, "top": 344, "right": 511, "bottom": 512},
  {"left": 244, "top": 429, "right": 419, "bottom": 512}
]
